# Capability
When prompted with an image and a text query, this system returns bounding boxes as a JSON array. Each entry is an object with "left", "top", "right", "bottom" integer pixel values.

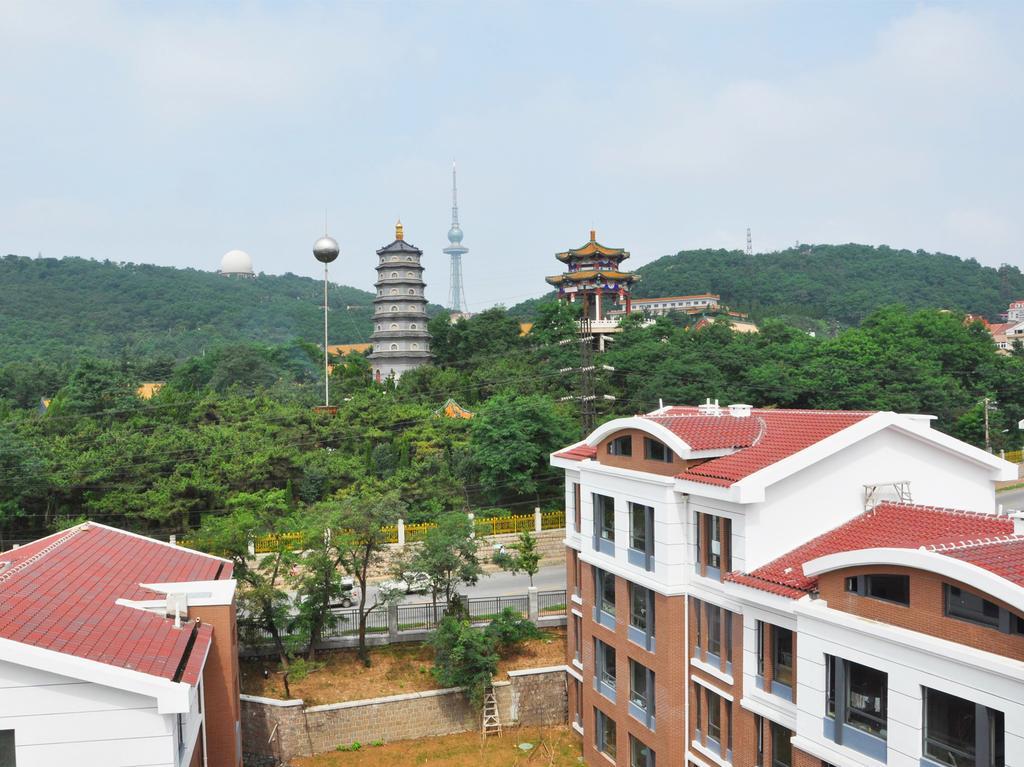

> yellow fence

[
  {"left": 1005, "top": 449, "right": 1023, "bottom": 464},
  {"left": 182, "top": 510, "right": 567, "bottom": 553}
]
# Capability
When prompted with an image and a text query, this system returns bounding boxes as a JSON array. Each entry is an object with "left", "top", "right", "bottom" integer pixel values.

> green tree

[
  {"left": 429, "top": 616, "right": 498, "bottom": 709},
  {"left": 493, "top": 531, "right": 541, "bottom": 587},
  {"left": 410, "top": 512, "right": 483, "bottom": 611}
]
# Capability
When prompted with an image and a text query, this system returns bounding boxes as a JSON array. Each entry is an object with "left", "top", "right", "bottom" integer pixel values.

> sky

[{"left": 1, "top": 1, "right": 1022, "bottom": 311}]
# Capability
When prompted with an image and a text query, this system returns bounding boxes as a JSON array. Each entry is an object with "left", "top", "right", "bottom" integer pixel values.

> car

[
  {"left": 378, "top": 571, "right": 432, "bottom": 597},
  {"left": 330, "top": 576, "right": 360, "bottom": 608}
]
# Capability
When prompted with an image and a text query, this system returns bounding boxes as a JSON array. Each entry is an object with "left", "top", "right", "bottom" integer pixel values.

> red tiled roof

[
  {"left": 934, "top": 537, "right": 1024, "bottom": 588},
  {"left": 0, "top": 523, "right": 230, "bottom": 682},
  {"left": 724, "top": 503, "right": 1013, "bottom": 598},
  {"left": 555, "top": 444, "right": 598, "bottom": 462},
  {"left": 654, "top": 407, "right": 872, "bottom": 487}
]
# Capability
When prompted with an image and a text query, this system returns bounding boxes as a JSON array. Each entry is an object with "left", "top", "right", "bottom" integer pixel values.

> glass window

[
  {"left": 709, "top": 515, "right": 722, "bottom": 569},
  {"left": 630, "top": 583, "right": 654, "bottom": 637},
  {"left": 773, "top": 627, "right": 794, "bottom": 687},
  {"left": 630, "top": 735, "right": 656, "bottom": 767},
  {"left": 644, "top": 437, "right": 672, "bottom": 462},
  {"left": 573, "top": 615, "right": 582, "bottom": 661},
  {"left": 608, "top": 435, "right": 633, "bottom": 456},
  {"left": 597, "top": 640, "right": 616, "bottom": 691},
  {"left": 573, "top": 679, "right": 582, "bottom": 726},
  {"left": 924, "top": 688, "right": 1004, "bottom": 767},
  {"left": 693, "top": 598, "right": 703, "bottom": 650},
  {"left": 594, "top": 494, "right": 615, "bottom": 542},
  {"left": 0, "top": 730, "right": 14, "bottom": 767},
  {"left": 630, "top": 660, "right": 655, "bottom": 719},
  {"left": 756, "top": 621, "right": 765, "bottom": 677},
  {"left": 755, "top": 715, "right": 764, "bottom": 767},
  {"left": 706, "top": 603, "right": 722, "bottom": 658},
  {"left": 845, "top": 574, "right": 910, "bottom": 605},
  {"left": 827, "top": 656, "right": 888, "bottom": 739},
  {"left": 597, "top": 569, "right": 616, "bottom": 617},
  {"left": 573, "top": 483, "right": 581, "bottom": 533},
  {"left": 771, "top": 722, "right": 793, "bottom": 767},
  {"left": 630, "top": 503, "right": 654, "bottom": 558},
  {"left": 595, "top": 708, "right": 617, "bottom": 759},
  {"left": 706, "top": 688, "right": 722, "bottom": 743},
  {"left": 945, "top": 585, "right": 1002, "bottom": 628}
]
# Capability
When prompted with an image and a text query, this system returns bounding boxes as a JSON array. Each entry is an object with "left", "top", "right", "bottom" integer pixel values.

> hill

[
  {"left": 0, "top": 255, "right": 442, "bottom": 364},
  {"left": 510, "top": 243, "right": 1024, "bottom": 324}
]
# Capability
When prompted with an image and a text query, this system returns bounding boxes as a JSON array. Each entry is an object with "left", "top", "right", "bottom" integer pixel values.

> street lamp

[{"left": 313, "top": 234, "right": 340, "bottom": 408}]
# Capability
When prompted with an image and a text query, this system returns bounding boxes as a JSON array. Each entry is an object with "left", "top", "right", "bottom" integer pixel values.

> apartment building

[
  {"left": 552, "top": 401, "right": 1020, "bottom": 767},
  {"left": 0, "top": 522, "right": 241, "bottom": 767}
]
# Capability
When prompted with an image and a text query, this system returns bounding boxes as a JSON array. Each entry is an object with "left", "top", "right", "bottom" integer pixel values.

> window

[
  {"left": 594, "top": 568, "right": 616, "bottom": 624},
  {"left": 695, "top": 512, "right": 731, "bottom": 578},
  {"left": 773, "top": 626, "right": 794, "bottom": 688},
  {"left": 593, "top": 493, "right": 615, "bottom": 551},
  {"left": 629, "top": 583, "right": 655, "bottom": 651},
  {"left": 408, "top": 288, "right": 416, "bottom": 295},
  {"left": 573, "top": 482, "right": 581, "bottom": 533},
  {"left": 411, "top": 343, "right": 419, "bottom": 350},
  {"left": 845, "top": 574, "right": 910, "bottom": 605},
  {"left": 573, "top": 614, "right": 582, "bottom": 662},
  {"left": 644, "top": 437, "right": 672, "bottom": 462},
  {"left": 756, "top": 621, "right": 765, "bottom": 677},
  {"left": 390, "top": 271, "right": 398, "bottom": 277},
  {"left": 406, "top": 271, "right": 414, "bottom": 277},
  {"left": 755, "top": 715, "right": 764, "bottom": 767},
  {"left": 827, "top": 656, "right": 888, "bottom": 750},
  {"left": 707, "top": 603, "right": 722, "bottom": 658},
  {"left": 595, "top": 639, "right": 616, "bottom": 699},
  {"left": 706, "top": 688, "right": 724, "bottom": 747},
  {"left": 390, "top": 305, "right": 398, "bottom": 312},
  {"left": 608, "top": 435, "right": 633, "bottom": 456},
  {"left": 630, "top": 735, "right": 656, "bottom": 767},
  {"left": 409, "top": 323, "right": 417, "bottom": 329},
  {"left": 177, "top": 713, "right": 186, "bottom": 758},
  {"left": 944, "top": 585, "right": 1020, "bottom": 632},
  {"left": 771, "top": 722, "right": 793, "bottom": 767},
  {"left": 595, "top": 708, "right": 617, "bottom": 760},
  {"left": 629, "top": 503, "right": 655, "bottom": 571},
  {"left": 389, "top": 343, "right": 399, "bottom": 351},
  {"left": 0, "top": 730, "right": 14, "bottom": 767},
  {"left": 390, "top": 288, "right": 399, "bottom": 295},
  {"left": 574, "top": 550, "right": 582, "bottom": 597},
  {"left": 573, "top": 678, "right": 582, "bottom": 726},
  {"left": 924, "top": 688, "right": 1004, "bottom": 767},
  {"left": 693, "top": 598, "right": 703, "bottom": 651},
  {"left": 629, "top": 660, "right": 656, "bottom": 728}
]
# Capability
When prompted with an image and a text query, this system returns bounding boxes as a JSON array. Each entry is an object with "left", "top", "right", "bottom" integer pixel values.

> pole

[
  {"left": 984, "top": 396, "right": 991, "bottom": 453},
  {"left": 323, "top": 263, "right": 330, "bottom": 407}
]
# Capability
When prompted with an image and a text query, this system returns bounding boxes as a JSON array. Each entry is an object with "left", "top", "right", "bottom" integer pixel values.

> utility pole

[
  {"left": 560, "top": 316, "right": 616, "bottom": 438},
  {"left": 983, "top": 396, "right": 995, "bottom": 453}
]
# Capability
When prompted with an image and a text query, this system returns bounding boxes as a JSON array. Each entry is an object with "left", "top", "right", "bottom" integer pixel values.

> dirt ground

[
  {"left": 241, "top": 628, "right": 566, "bottom": 706},
  {"left": 292, "top": 726, "right": 582, "bottom": 767}
]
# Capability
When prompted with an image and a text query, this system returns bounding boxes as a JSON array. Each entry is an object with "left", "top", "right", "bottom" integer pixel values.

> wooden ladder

[{"left": 482, "top": 686, "right": 502, "bottom": 737}]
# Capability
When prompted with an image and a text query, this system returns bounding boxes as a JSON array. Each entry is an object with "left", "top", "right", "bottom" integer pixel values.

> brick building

[
  {"left": 552, "top": 401, "right": 1020, "bottom": 767},
  {"left": 0, "top": 522, "right": 241, "bottom": 767}
]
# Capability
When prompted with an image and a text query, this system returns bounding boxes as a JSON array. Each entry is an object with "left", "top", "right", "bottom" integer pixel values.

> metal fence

[
  {"left": 240, "top": 589, "right": 567, "bottom": 648},
  {"left": 1005, "top": 449, "right": 1023, "bottom": 464}
]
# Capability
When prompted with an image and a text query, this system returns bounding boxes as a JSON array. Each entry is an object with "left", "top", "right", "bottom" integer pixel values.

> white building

[
  {"left": 0, "top": 523, "right": 241, "bottom": 767},
  {"left": 552, "top": 401, "right": 1019, "bottom": 767}
]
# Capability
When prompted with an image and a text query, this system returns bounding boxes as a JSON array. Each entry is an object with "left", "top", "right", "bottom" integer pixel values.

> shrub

[
  {"left": 429, "top": 616, "right": 498, "bottom": 709},
  {"left": 484, "top": 608, "right": 542, "bottom": 657}
]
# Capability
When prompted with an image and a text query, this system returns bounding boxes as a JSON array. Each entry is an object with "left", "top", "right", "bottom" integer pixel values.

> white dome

[{"left": 220, "top": 249, "right": 254, "bottom": 275}]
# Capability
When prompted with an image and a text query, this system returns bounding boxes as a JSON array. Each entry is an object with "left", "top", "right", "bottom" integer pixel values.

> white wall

[
  {"left": 0, "top": 657, "right": 193, "bottom": 767},
  {"left": 742, "top": 428, "right": 998, "bottom": 570},
  {"left": 794, "top": 604, "right": 1024, "bottom": 767}
]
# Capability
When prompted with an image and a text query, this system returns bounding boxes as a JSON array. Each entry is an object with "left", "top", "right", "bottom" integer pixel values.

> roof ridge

[
  {"left": 875, "top": 501, "right": 1006, "bottom": 520},
  {"left": 926, "top": 533, "right": 1024, "bottom": 553},
  {"left": 0, "top": 524, "right": 87, "bottom": 585}
]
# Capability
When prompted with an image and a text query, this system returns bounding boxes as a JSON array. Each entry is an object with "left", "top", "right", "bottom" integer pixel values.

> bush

[
  {"left": 484, "top": 607, "right": 541, "bottom": 657},
  {"left": 429, "top": 616, "right": 498, "bottom": 709}
]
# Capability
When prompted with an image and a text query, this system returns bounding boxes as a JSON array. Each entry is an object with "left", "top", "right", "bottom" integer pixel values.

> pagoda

[
  {"left": 545, "top": 230, "right": 637, "bottom": 322},
  {"left": 368, "top": 221, "right": 432, "bottom": 382}
]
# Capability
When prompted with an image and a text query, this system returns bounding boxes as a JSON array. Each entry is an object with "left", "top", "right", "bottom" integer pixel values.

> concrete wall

[{"left": 241, "top": 666, "right": 568, "bottom": 765}]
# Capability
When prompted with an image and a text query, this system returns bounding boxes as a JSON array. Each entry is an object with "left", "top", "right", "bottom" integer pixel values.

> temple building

[
  {"left": 545, "top": 231, "right": 637, "bottom": 334},
  {"left": 368, "top": 222, "right": 432, "bottom": 381}
]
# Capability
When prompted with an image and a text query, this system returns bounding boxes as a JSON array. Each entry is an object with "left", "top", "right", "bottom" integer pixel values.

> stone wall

[{"left": 241, "top": 667, "right": 568, "bottom": 766}]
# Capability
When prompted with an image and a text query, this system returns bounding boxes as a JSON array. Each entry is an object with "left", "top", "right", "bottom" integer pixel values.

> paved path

[{"left": 998, "top": 486, "right": 1024, "bottom": 512}]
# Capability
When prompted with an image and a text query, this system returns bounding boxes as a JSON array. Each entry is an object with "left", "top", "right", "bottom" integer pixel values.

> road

[
  {"left": 361, "top": 564, "right": 567, "bottom": 607},
  {"left": 999, "top": 486, "right": 1024, "bottom": 512}
]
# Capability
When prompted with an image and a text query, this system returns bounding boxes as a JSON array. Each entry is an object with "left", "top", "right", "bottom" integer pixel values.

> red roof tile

[
  {"left": 935, "top": 537, "right": 1024, "bottom": 587},
  {"left": 724, "top": 503, "right": 1013, "bottom": 598},
  {"left": 0, "top": 523, "right": 230, "bottom": 682},
  {"left": 555, "top": 444, "right": 598, "bottom": 462},
  {"left": 654, "top": 407, "right": 872, "bottom": 487}
]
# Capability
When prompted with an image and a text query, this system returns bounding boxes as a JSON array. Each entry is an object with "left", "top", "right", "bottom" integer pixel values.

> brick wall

[
  {"left": 817, "top": 565, "right": 1024, "bottom": 661},
  {"left": 241, "top": 667, "right": 567, "bottom": 765}
]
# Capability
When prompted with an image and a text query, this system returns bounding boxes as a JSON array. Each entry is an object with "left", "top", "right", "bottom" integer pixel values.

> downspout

[
  {"left": 200, "top": 677, "right": 209, "bottom": 767},
  {"left": 682, "top": 492, "right": 691, "bottom": 759}
]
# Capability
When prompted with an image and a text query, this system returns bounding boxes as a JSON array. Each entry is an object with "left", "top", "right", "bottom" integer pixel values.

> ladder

[{"left": 482, "top": 687, "right": 502, "bottom": 737}]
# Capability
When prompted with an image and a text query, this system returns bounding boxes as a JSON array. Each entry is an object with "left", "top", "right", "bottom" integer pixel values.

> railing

[
  {"left": 1004, "top": 449, "right": 1023, "bottom": 464},
  {"left": 240, "top": 589, "right": 567, "bottom": 647},
  {"left": 189, "top": 510, "right": 567, "bottom": 553}
]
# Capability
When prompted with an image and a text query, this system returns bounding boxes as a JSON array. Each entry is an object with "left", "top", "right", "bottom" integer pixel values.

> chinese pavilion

[{"left": 545, "top": 230, "right": 637, "bottom": 322}]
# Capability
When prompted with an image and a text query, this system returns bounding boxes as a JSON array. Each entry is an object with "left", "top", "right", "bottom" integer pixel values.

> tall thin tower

[
  {"left": 443, "top": 163, "right": 469, "bottom": 313},
  {"left": 746, "top": 227, "right": 753, "bottom": 256}
]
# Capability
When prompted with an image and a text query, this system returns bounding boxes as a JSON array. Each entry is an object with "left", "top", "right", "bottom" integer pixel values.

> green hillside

[
  {"left": 511, "top": 243, "right": 1024, "bottom": 324},
  {"left": 0, "top": 254, "right": 437, "bottom": 363}
]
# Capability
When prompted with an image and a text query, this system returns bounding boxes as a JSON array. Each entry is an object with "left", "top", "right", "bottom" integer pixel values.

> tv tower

[{"left": 444, "top": 162, "right": 469, "bottom": 313}]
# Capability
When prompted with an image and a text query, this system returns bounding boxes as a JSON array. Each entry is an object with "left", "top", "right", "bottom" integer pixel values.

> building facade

[
  {"left": 368, "top": 222, "right": 432, "bottom": 381},
  {"left": 0, "top": 522, "right": 241, "bottom": 767},
  {"left": 553, "top": 402, "right": 1020, "bottom": 767}
]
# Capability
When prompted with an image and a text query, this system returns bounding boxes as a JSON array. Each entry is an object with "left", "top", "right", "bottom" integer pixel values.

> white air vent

[
  {"left": 697, "top": 398, "right": 722, "bottom": 416},
  {"left": 728, "top": 403, "right": 752, "bottom": 418},
  {"left": 166, "top": 592, "right": 189, "bottom": 627}
]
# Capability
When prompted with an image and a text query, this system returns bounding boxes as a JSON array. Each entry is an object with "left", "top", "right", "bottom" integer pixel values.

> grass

[
  {"left": 293, "top": 726, "right": 582, "bottom": 767},
  {"left": 240, "top": 628, "right": 566, "bottom": 706},
  {"left": 997, "top": 481, "right": 1024, "bottom": 493}
]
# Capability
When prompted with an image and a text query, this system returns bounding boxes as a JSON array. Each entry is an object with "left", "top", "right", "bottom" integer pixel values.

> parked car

[
  {"left": 330, "top": 576, "right": 360, "bottom": 608},
  {"left": 378, "top": 571, "right": 432, "bottom": 597}
]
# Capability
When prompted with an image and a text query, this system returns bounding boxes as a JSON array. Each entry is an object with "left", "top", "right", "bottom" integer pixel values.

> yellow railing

[
  {"left": 181, "top": 510, "right": 567, "bottom": 553},
  {"left": 1004, "top": 449, "right": 1023, "bottom": 464}
]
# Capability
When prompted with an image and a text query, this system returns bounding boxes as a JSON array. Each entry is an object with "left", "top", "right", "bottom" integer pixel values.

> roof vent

[
  {"left": 728, "top": 403, "right": 752, "bottom": 418},
  {"left": 697, "top": 398, "right": 722, "bottom": 416}
]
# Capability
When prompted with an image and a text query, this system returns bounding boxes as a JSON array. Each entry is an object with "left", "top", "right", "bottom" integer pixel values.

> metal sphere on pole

[{"left": 313, "top": 235, "right": 340, "bottom": 408}]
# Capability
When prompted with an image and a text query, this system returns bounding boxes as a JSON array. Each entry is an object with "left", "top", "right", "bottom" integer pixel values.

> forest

[
  {"left": 1, "top": 298, "right": 1022, "bottom": 547},
  {"left": 509, "top": 243, "right": 1024, "bottom": 326}
]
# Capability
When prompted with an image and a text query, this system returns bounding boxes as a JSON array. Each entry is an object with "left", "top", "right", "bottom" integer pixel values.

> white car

[
  {"left": 331, "top": 576, "right": 360, "bottom": 608},
  {"left": 378, "top": 571, "right": 432, "bottom": 597}
]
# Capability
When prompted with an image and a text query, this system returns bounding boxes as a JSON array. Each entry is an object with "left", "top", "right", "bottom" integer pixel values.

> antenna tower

[
  {"left": 745, "top": 227, "right": 753, "bottom": 256},
  {"left": 444, "top": 163, "right": 469, "bottom": 313}
]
